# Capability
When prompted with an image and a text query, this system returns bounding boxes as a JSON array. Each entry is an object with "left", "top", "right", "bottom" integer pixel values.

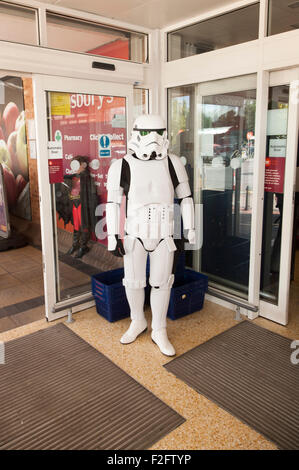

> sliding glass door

[
  {"left": 168, "top": 69, "right": 299, "bottom": 324},
  {"left": 169, "top": 74, "right": 257, "bottom": 299},
  {"left": 34, "top": 75, "right": 133, "bottom": 321}
]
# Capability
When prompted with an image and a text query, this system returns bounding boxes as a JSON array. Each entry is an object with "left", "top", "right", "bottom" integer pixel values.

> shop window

[
  {"left": 0, "top": 2, "right": 37, "bottom": 46},
  {"left": 268, "top": 0, "right": 299, "bottom": 36},
  {"left": 46, "top": 12, "right": 148, "bottom": 63},
  {"left": 167, "top": 3, "right": 259, "bottom": 61}
]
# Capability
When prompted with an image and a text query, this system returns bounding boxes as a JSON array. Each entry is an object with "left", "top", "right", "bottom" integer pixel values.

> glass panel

[
  {"left": 197, "top": 81, "right": 256, "bottom": 297},
  {"left": 47, "top": 91, "right": 127, "bottom": 302},
  {"left": 0, "top": 2, "right": 37, "bottom": 46},
  {"left": 268, "top": 0, "right": 299, "bottom": 36},
  {"left": 168, "top": 76, "right": 257, "bottom": 298},
  {"left": 260, "top": 85, "right": 290, "bottom": 303},
  {"left": 46, "top": 12, "right": 148, "bottom": 63},
  {"left": 133, "top": 88, "right": 149, "bottom": 120},
  {"left": 168, "top": 85, "right": 195, "bottom": 268},
  {"left": 0, "top": 76, "right": 32, "bottom": 220},
  {"left": 0, "top": 75, "right": 43, "bottom": 324},
  {"left": 168, "top": 3, "right": 259, "bottom": 61}
]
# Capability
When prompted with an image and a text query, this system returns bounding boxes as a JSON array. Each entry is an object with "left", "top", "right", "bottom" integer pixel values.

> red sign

[
  {"left": 48, "top": 159, "right": 64, "bottom": 184},
  {"left": 264, "top": 157, "right": 285, "bottom": 193}
]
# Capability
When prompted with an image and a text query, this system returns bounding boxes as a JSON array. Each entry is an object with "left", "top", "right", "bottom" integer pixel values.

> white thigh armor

[{"left": 123, "top": 236, "right": 175, "bottom": 290}]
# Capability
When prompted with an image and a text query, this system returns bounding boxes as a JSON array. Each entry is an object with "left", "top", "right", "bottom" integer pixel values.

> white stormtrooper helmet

[{"left": 128, "top": 114, "right": 169, "bottom": 160}]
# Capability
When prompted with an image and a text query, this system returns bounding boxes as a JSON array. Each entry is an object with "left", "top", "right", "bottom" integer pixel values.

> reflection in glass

[
  {"left": 198, "top": 86, "right": 256, "bottom": 297},
  {"left": 46, "top": 12, "right": 148, "bottom": 63},
  {"left": 47, "top": 92, "right": 127, "bottom": 302},
  {"left": 0, "top": 76, "right": 44, "bottom": 321},
  {"left": 168, "top": 78, "right": 257, "bottom": 298},
  {"left": 260, "top": 85, "right": 290, "bottom": 303},
  {"left": 268, "top": 0, "right": 299, "bottom": 36},
  {"left": 168, "top": 85, "right": 195, "bottom": 269},
  {"left": 0, "top": 76, "right": 32, "bottom": 220},
  {"left": 167, "top": 3, "right": 259, "bottom": 61},
  {"left": 0, "top": 2, "right": 37, "bottom": 46}
]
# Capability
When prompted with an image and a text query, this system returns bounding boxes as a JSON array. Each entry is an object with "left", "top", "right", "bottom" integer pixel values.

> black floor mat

[
  {"left": 0, "top": 323, "right": 184, "bottom": 450},
  {"left": 164, "top": 320, "right": 299, "bottom": 450}
]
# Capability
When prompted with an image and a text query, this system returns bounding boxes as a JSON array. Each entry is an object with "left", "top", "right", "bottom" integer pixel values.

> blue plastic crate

[
  {"left": 92, "top": 268, "right": 130, "bottom": 322},
  {"left": 167, "top": 269, "right": 208, "bottom": 320},
  {"left": 92, "top": 266, "right": 208, "bottom": 323},
  {"left": 173, "top": 251, "right": 186, "bottom": 280}
]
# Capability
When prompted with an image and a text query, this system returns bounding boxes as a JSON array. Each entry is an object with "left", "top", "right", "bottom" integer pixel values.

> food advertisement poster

[{"left": 0, "top": 76, "right": 31, "bottom": 221}]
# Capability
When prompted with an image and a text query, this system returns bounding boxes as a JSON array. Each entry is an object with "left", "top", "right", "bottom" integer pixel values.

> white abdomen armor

[{"left": 125, "top": 155, "right": 175, "bottom": 239}]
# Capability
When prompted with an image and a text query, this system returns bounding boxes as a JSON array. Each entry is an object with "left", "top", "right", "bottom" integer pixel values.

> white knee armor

[{"left": 106, "top": 114, "right": 195, "bottom": 356}]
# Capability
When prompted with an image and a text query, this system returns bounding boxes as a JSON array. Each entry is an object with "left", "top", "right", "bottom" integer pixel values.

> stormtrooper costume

[{"left": 106, "top": 114, "right": 195, "bottom": 356}]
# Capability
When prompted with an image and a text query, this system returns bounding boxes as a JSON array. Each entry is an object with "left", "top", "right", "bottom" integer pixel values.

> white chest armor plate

[{"left": 124, "top": 155, "right": 175, "bottom": 239}]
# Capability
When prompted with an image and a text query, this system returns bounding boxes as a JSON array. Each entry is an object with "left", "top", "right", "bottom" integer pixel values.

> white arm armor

[
  {"left": 169, "top": 154, "right": 195, "bottom": 231},
  {"left": 106, "top": 159, "right": 123, "bottom": 250}
]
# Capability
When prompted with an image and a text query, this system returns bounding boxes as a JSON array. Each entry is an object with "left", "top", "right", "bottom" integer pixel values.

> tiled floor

[
  {"left": 0, "top": 251, "right": 298, "bottom": 450},
  {"left": 0, "top": 245, "right": 93, "bottom": 331},
  {"left": 0, "top": 246, "right": 42, "bottom": 307}
]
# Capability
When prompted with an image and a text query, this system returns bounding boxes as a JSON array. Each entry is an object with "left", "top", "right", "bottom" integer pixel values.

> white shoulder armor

[
  {"left": 107, "top": 158, "right": 123, "bottom": 192},
  {"left": 168, "top": 153, "right": 188, "bottom": 183},
  {"left": 168, "top": 153, "right": 191, "bottom": 199}
]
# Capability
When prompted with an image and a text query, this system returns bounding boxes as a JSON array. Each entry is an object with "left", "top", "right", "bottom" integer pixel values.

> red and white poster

[
  {"left": 49, "top": 92, "right": 127, "bottom": 245},
  {"left": 265, "top": 157, "right": 286, "bottom": 193},
  {"left": 49, "top": 92, "right": 126, "bottom": 204},
  {"left": 265, "top": 138, "right": 287, "bottom": 193}
]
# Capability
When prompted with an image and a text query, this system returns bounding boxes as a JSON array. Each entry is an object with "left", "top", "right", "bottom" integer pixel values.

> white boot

[
  {"left": 150, "top": 286, "right": 175, "bottom": 356},
  {"left": 120, "top": 288, "right": 147, "bottom": 344},
  {"left": 151, "top": 328, "right": 175, "bottom": 356}
]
